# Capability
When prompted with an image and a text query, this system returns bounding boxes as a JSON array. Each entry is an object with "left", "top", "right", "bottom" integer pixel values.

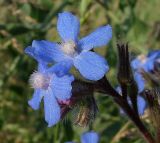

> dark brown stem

[
  {"left": 115, "top": 97, "right": 155, "bottom": 143},
  {"left": 121, "top": 84, "right": 128, "bottom": 99},
  {"left": 97, "top": 77, "right": 155, "bottom": 143},
  {"left": 94, "top": 77, "right": 120, "bottom": 97}
]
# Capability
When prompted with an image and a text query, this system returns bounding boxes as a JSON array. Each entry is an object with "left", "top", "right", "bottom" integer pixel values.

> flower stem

[
  {"left": 97, "top": 77, "right": 155, "bottom": 143},
  {"left": 115, "top": 97, "right": 155, "bottom": 143}
]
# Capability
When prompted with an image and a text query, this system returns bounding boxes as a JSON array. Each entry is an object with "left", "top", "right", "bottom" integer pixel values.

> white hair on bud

[
  {"left": 29, "top": 71, "right": 50, "bottom": 90},
  {"left": 61, "top": 40, "right": 77, "bottom": 56}
]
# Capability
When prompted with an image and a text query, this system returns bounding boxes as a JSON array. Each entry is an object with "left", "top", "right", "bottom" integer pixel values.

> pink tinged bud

[
  {"left": 29, "top": 71, "right": 50, "bottom": 90},
  {"left": 58, "top": 99, "right": 71, "bottom": 105}
]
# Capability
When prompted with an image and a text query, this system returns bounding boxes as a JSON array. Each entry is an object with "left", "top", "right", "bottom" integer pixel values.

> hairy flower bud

[{"left": 72, "top": 96, "right": 98, "bottom": 127}]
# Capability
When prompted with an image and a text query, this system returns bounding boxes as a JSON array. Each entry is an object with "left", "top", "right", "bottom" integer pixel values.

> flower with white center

[
  {"left": 131, "top": 50, "right": 160, "bottom": 72},
  {"left": 25, "top": 11, "right": 112, "bottom": 81},
  {"left": 27, "top": 62, "right": 74, "bottom": 127}
]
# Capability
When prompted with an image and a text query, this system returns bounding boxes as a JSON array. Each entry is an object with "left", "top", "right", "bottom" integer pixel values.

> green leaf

[{"left": 80, "top": 0, "right": 92, "bottom": 16}]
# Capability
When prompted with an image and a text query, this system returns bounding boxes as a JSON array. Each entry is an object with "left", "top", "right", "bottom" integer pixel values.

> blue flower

[
  {"left": 26, "top": 54, "right": 74, "bottom": 127},
  {"left": 131, "top": 50, "right": 160, "bottom": 94},
  {"left": 131, "top": 50, "right": 160, "bottom": 72},
  {"left": 65, "top": 131, "right": 99, "bottom": 143},
  {"left": 25, "top": 12, "right": 112, "bottom": 81}
]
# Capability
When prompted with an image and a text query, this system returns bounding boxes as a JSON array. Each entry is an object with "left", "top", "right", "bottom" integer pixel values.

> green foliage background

[{"left": 0, "top": 0, "right": 160, "bottom": 143}]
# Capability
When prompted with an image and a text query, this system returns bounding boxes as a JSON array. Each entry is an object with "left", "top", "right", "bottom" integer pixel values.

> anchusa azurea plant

[{"left": 25, "top": 12, "right": 160, "bottom": 143}]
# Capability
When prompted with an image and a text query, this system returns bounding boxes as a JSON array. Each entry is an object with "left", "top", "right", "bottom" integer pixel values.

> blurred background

[{"left": 0, "top": 0, "right": 160, "bottom": 143}]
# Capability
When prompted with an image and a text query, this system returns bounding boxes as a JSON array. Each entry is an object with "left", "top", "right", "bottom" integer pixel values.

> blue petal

[
  {"left": 147, "top": 50, "right": 160, "bottom": 58},
  {"left": 131, "top": 58, "right": 142, "bottom": 71},
  {"left": 25, "top": 46, "right": 42, "bottom": 62},
  {"left": 134, "top": 72, "right": 145, "bottom": 93},
  {"left": 25, "top": 40, "right": 66, "bottom": 63},
  {"left": 51, "top": 74, "right": 74, "bottom": 100},
  {"left": 74, "top": 51, "right": 109, "bottom": 80},
  {"left": 137, "top": 96, "right": 146, "bottom": 116},
  {"left": 44, "top": 89, "right": 60, "bottom": 127},
  {"left": 81, "top": 131, "right": 99, "bottom": 143},
  {"left": 47, "top": 60, "right": 73, "bottom": 76},
  {"left": 57, "top": 12, "right": 80, "bottom": 42},
  {"left": 78, "top": 25, "right": 112, "bottom": 51},
  {"left": 143, "top": 59, "right": 154, "bottom": 72},
  {"left": 143, "top": 52, "right": 160, "bottom": 72},
  {"left": 33, "top": 40, "right": 67, "bottom": 63},
  {"left": 38, "top": 62, "right": 49, "bottom": 73},
  {"left": 28, "top": 89, "right": 43, "bottom": 110}
]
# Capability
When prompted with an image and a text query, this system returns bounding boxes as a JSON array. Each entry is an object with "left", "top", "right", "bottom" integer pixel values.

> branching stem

[{"left": 98, "top": 77, "right": 155, "bottom": 143}]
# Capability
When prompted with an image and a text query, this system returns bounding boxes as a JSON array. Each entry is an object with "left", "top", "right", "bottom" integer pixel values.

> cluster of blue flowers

[
  {"left": 25, "top": 12, "right": 112, "bottom": 127},
  {"left": 65, "top": 131, "right": 99, "bottom": 143}
]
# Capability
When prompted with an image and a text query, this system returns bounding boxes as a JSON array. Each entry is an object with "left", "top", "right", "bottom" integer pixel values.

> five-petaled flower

[
  {"left": 25, "top": 49, "right": 74, "bottom": 127},
  {"left": 25, "top": 11, "right": 112, "bottom": 81}
]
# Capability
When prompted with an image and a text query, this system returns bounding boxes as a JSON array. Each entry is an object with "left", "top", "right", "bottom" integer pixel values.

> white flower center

[
  {"left": 138, "top": 55, "right": 147, "bottom": 64},
  {"left": 29, "top": 71, "right": 50, "bottom": 90},
  {"left": 61, "top": 40, "right": 77, "bottom": 56}
]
